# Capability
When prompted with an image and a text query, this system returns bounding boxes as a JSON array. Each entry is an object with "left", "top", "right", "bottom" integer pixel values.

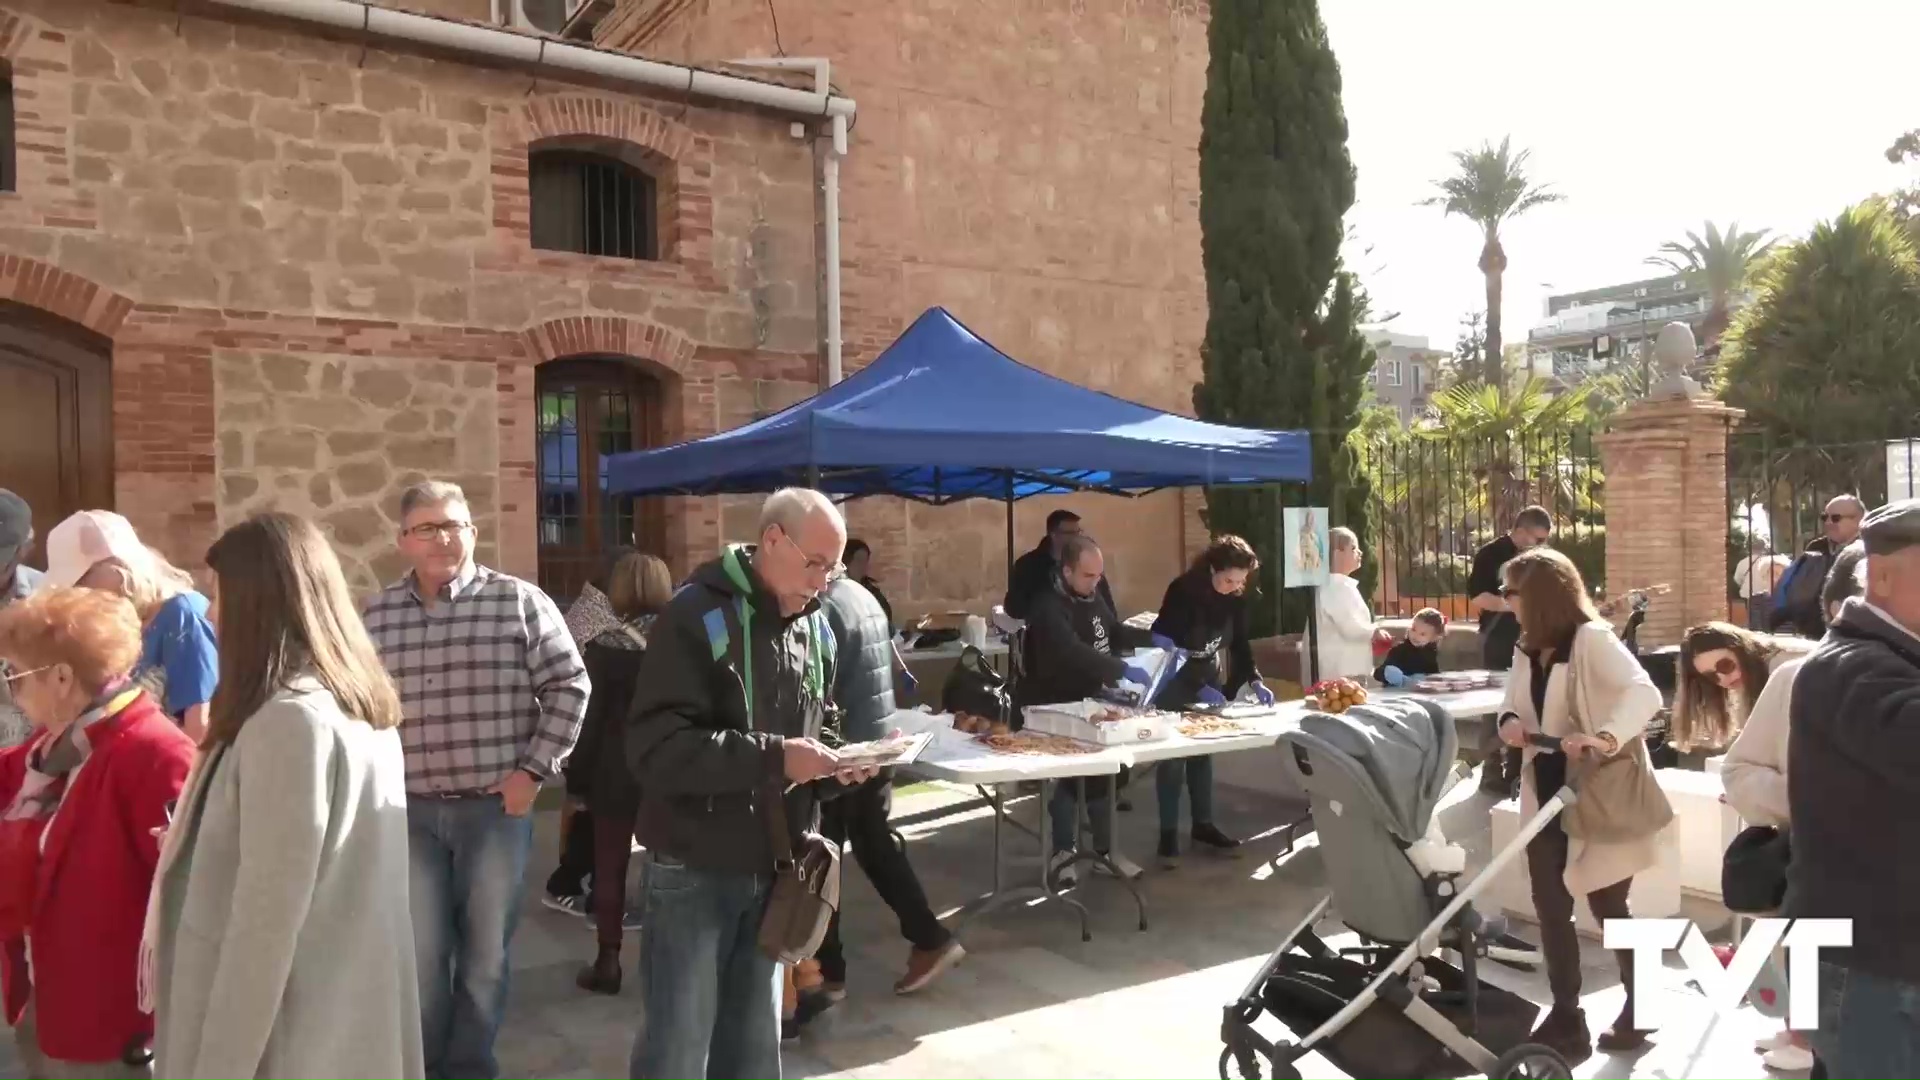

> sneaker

[
  {"left": 1048, "top": 849, "right": 1078, "bottom": 890},
  {"left": 621, "top": 906, "right": 643, "bottom": 933},
  {"left": 1191, "top": 822, "right": 1244, "bottom": 857},
  {"left": 1093, "top": 849, "right": 1145, "bottom": 880},
  {"left": 895, "top": 940, "right": 965, "bottom": 994},
  {"left": 1157, "top": 831, "right": 1180, "bottom": 869},
  {"left": 542, "top": 892, "right": 590, "bottom": 917},
  {"left": 1763, "top": 1043, "right": 1815, "bottom": 1072},
  {"left": 1755, "top": 1031, "right": 1794, "bottom": 1053},
  {"left": 791, "top": 984, "right": 843, "bottom": 1028}
]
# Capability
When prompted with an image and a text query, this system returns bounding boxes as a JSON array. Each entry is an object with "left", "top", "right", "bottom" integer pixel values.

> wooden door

[
  {"left": 0, "top": 302, "right": 113, "bottom": 568},
  {"left": 534, "top": 358, "right": 663, "bottom": 604}
]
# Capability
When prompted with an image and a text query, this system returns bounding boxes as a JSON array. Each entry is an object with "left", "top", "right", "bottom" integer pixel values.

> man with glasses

[
  {"left": 1772, "top": 495, "right": 1866, "bottom": 637},
  {"left": 624, "top": 486, "right": 874, "bottom": 1079},
  {"left": 1004, "top": 508, "right": 1115, "bottom": 619},
  {"left": 0, "top": 490, "right": 43, "bottom": 747},
  {"left": 363, "top": 480, "right": 590, "bottom": 1080}
]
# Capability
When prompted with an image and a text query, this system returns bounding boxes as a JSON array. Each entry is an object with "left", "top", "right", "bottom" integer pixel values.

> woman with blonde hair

[
  {"left": 1671, "top": 621, "right": 1785, "bottom": 752},
  {"left": 43, "top": 513, "right": 217, "bottom": 741},
  {"left": 0, "top": 587, "right": 194, "bottom": 1077},
  {"left": 1494, "top": 546, "right": 1666, "bottom": 1065},
  {"left": 147, "top": 513, "right": 421, "bottom": 1078},
  {"left": 569, "top": 551, "right": 675, "bottom": 993}
]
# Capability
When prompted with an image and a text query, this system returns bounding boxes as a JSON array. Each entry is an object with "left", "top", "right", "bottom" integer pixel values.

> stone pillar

[{"left": 1595, "top": 397, "right": 1744, "bottom": 647}]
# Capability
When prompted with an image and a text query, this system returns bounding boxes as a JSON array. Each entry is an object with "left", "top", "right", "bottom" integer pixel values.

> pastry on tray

[
  {"left": 975, "top": 731, "right": 1099, "bottom": 756},
  {"left": 1177, "top": 714, "right": 1251, "bottom": 738}
]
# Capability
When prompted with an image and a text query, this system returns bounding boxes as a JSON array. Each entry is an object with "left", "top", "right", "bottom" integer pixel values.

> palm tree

[
  {"left": 1645, "top": 221, "right": 1775, "bottom": 344},
  {"left": 1423, "top": 137, "right": 1564, "bottom": 387}
]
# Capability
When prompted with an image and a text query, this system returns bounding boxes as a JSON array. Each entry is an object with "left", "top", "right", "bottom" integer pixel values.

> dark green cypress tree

[{"left": 1193, "top": 0, "right": 1376, "bottom": 638}]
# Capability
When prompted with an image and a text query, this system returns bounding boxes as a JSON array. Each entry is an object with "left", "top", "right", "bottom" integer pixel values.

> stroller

[{"left": 1220, "top": 699, "right": 1581, "bottom": 1080}]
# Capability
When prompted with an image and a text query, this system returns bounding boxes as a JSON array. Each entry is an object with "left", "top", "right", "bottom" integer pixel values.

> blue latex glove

[
  {"left": 1150, "top": 633, "right": 1177, "bottom": 652},
  {"left": 1121, "top": 664, "right": 1153, "bottom": 686},
  {"left": 1196, "top": 685, "right": 1228, "bottom": 706},
  {"left": 1381, "top": 664, "right": 1407, "bottom": 687},
  {"left": 1405, "top": 674, "right": 1427, "bottom": 688},
  {"left": 1250, "top": 681, "right": 1275, "bottom": 706},
  {"left": 900, "top": 666, "right": 919, "bottom": 695}
]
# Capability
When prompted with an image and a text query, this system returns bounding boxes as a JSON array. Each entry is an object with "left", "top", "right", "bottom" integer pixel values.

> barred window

[{"left": 528, "top": 149, "right": 658, "bottom": 261}]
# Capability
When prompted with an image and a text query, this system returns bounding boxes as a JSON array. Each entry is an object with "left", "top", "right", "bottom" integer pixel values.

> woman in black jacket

[
  {"left": 571, "top": 551, "right": 674, "bottom": 994},
  {"left": 1149, "top": 535, "right": 1274, "bottom": 866}
]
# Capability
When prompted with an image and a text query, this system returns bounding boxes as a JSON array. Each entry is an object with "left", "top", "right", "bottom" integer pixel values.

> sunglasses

[
  {"left": 1824, "top": 514, "right": 1857, "bottom": 524},
  {"left": 1499, "top": 587, "right": 1520, "bottom": 599},
  {"left": 1696, "top": 656, "right": 1739, "bottom": 678}
]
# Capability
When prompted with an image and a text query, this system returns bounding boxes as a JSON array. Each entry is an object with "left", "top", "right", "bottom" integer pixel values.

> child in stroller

[{"left": 1220, "top": 698, "right": 1582, "bottom": 1080}]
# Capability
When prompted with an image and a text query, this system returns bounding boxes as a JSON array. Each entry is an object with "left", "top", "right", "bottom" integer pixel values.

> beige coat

[
  {"left": 1500, "top": 621, "right": 1665, "bottom": 895},
  {"left": 1719, "top": 655, "right": 1804, "bottom": 829}
]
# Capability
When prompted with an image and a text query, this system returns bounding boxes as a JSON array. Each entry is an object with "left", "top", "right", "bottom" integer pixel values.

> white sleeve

[
  {"left": 1720, "top": 660, "right": 1799, "bottom": 828},
  {"left": 1578, "top": 624, "right": 1661, "bottom": 747}
]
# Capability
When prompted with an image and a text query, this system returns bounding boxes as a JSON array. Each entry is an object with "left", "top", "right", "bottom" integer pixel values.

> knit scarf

[{"left": 0, "top": 682, "right": 140, "bottom": 939}]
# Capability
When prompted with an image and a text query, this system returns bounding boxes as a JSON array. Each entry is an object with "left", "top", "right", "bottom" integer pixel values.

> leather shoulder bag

[{"left": 1560, "top": 627, "right": 1675, "bottom": 844}]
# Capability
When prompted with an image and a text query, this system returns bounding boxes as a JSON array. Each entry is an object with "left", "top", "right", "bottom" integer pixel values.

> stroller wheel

[
  {"left": 1217, "top": 1046, "right": 1294, "bottom": 1080},
  {"left": 1491, "top": 1042, "right": 1572, "bottom": 1079}
]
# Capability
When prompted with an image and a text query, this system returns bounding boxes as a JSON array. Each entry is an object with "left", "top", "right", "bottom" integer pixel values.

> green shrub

[
  {"left": 1400, "top": 551, "right": 1473, "bottom": 595},
  {"left": 1552, "top": 524, "right": 1606, "bottom": 593}
]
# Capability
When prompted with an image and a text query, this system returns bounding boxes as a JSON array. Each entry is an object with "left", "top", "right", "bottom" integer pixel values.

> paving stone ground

[{"left": 0, "top": 778, "right": 1795, "bottom": 1079}]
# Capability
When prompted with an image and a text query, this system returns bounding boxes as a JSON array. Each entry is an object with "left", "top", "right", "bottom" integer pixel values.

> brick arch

[
  {"left": 521, "top": 315, "right": 696, "bottom": 379},
  {"left": 0, "top": 256, "right": 135, "bottom": 339},
  {"left": 523, "top": 95, "right": 699, "bottom": 167}
]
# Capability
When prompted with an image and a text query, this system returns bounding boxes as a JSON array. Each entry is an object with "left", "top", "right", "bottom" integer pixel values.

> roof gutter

[{"left": 198, "top": 0, "right": 857, "bottom": 122}]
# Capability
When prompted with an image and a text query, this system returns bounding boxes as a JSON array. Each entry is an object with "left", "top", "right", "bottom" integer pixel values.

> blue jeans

[
  {"left": 1814, "top": 961, "right": 1920, "bottom": 1077},
  {"left": 1155, "top": 755, "right": 1216, "bottom": 832},
  {"left": 408, "top": 795, "right": 535, "bottom": 1080},
  {"left": 629, "top": 854, "right": 780, "bottom": 1080},
  {"left": 1048, "top": 778, "right": 1112, "bottom": 855}
]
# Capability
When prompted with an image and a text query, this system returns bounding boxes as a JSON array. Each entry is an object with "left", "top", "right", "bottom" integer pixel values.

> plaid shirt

[{"left": 364, "top": 563, "right": 590, "bottom": 794}]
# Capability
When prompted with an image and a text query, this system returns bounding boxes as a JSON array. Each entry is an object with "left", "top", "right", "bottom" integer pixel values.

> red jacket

[{"left": 0, "top": 692, "right": 193, "bottom": 1063}]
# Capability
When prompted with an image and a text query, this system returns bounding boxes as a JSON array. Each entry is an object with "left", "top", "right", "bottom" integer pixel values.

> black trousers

[
  {"left": 1480, "top": 617, "right": 1523, "bottom": 787},
  {"left": 1526, "top": 818, "right": 1635, "bottom": 1022},
  {"left": 814, "top": 773, "right": 952, "bottom": 983}
]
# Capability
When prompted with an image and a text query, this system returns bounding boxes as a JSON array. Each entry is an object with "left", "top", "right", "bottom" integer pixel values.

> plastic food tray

[{"left": 1022, "top": 701, "right": 1172, "bottom": 745}]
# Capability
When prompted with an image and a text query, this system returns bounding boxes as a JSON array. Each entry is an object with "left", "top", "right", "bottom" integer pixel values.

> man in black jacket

[
  {"left": 1785, "top": 498, "right": 1920, "bottom": 1078},
  {"left": 1022, "top": 535, "right": 1154, "bottom": 885},
  {"left": 625, "top": 488, "right": 873, "bottom": 1080},
  {"left": 1772, "top": 495, "right": 1865, "bottom": 636},
  {"left": 1004, "top": 509, "right": 1115, "bottom": 619},
  {"left": 802, "top": 576, "right": 962, "bottom": 1019}
]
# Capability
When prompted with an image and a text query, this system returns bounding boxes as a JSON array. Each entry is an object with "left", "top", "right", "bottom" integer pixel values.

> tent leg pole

[
  {"left": 807, "top": 466, "right": 821, "bottom": 488},
  {"left": 1005, "top": 474, "right": 1015, "bottom": 584}
]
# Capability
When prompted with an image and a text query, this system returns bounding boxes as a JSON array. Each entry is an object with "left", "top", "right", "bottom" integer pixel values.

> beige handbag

[{"left": 1560, "top": 629, "right": 1674, "bottom": 844}]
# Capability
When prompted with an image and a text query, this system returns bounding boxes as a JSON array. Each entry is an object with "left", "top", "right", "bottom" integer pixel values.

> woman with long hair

[
  {"left": 571, "top": 551, "right": 674, "bottom": 994},
  {"left": 147, "top": 513, "right": 422, "bottom": 1078},
  {"left": 1671, "top": 622, "right": 1784, "bottom": 752},
  {"left": 0, "top": 587, "right": 194, "bottom": 1078},
  {"left": 1494, "top": 547, "right": 1665, "bottom": 1066},
  {"left": 1148, "top": 535, "right": 1275, "bottom": 867},
  {"left": 43, "top": 513, "right": 218, "bottom": 742},
  {"left": 546, "top": 545, "right": 637, "bottom": 912},
  {"left": 1720, "top": 542, "right": 1864, "bottom": 1077}
]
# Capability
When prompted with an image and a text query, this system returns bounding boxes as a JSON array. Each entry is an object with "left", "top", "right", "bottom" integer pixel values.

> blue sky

[{"left": 1322, "top": 0, "right": 1919, "bottom": 348}]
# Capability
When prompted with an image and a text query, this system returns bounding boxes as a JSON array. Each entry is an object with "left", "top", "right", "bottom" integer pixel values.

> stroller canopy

[{"left": 1292, "top": 698, "right": 1458, "bottom": 845}]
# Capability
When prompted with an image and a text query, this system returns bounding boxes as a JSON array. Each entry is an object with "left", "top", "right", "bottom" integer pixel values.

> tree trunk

[{"left": 1483, "top": 262, "right": 1504, "bottom": 387}]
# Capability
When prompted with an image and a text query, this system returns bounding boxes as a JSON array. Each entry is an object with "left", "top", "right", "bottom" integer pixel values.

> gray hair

[
  {"left": 1824, "top": 540, "right": 1867, "bottom": 613},
  {"left": 758, "top": 487, "right": 841, "bottom": 535},
  {"left": 398, "top": 481, "right": 468, "bottom": 520},
  {"left": 1329, "top": 526, "right": 1358, "bottom": 552},
  {"left": 1058, "top": 533, "right": 1101, "bottom": 571}
]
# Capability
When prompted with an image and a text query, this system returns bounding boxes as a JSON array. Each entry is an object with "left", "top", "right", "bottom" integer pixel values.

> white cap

[{"left": 43, "top": 511, "right": 150, "bottom": 590}]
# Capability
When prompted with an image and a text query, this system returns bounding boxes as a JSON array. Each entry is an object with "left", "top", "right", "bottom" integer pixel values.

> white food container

[{"left": 1022, "top": 700, "right": 1171, "bottom": 745}]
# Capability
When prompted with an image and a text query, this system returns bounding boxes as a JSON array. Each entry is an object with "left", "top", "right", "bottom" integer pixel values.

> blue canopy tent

[
  {"left": 605, "top": 307, "right": 1311, "bottom": 505},
  {"left": 603, "top": 306, "right": 1311, "bottom": 581}
]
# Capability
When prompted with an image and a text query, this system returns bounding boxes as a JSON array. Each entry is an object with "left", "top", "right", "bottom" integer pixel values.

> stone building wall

[
  {"left": 0, "top": 0, "right": 823, "bottom": 584},
  {"left": 608, "top": 0, "right": 1214, "bottom": 617}
]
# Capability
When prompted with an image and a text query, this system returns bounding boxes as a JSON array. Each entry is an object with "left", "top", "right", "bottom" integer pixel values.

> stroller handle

[{"left": 1524, "top": 732, "right": 1563, "bottom": 753}]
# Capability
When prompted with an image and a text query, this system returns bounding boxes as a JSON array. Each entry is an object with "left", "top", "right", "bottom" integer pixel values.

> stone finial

[{"left": 1648, "top": 321, "right": 1704, "bottom": 400}]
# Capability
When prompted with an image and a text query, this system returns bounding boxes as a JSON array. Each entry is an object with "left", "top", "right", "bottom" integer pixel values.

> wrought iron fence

[
  {"left": 1356, "top": 427, "right": 1606, "bottom": 620},
  {"left": 1727, "top": 434, "right": 1920, "bottom": 624}
]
